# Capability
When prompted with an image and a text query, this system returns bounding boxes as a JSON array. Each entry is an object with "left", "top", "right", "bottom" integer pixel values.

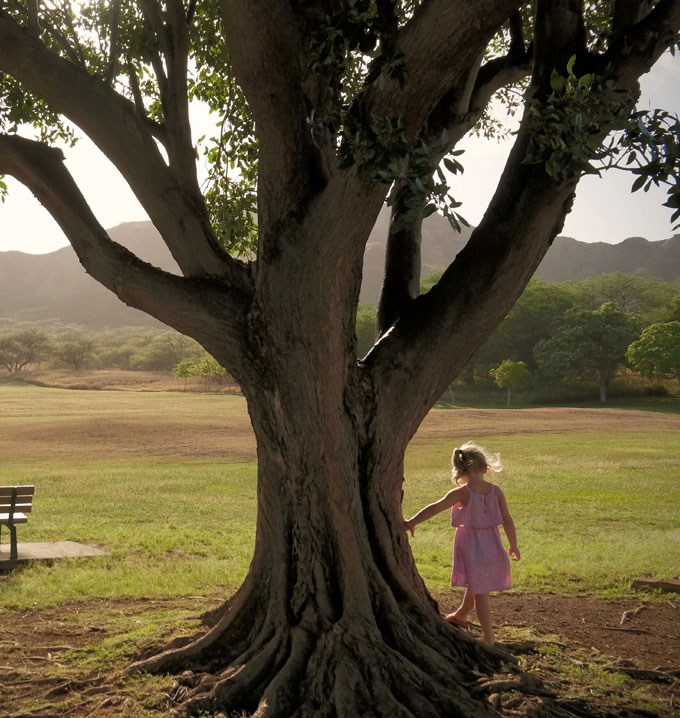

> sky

[{"left": 1, "top": 52, "right": 678, "bottom": 255}]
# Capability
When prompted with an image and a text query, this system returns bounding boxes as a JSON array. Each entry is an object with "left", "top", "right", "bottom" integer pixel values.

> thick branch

[
  {"left": 601, "top": 0, "right": 680, "bottom": 85},
  {"left": 533, "top": 0, "right": 586, "bottom": 87},
  {"left": 613, "top": 0, "right": 654, "bottom": 34},
  {"left": 0, "top": 134, "right": 252, "bottom": 374},
  {"left": 139, "top": 0, "right": 197, "bottom": 189},
  {"left": 367, "top": 0, "right": 658, "bottom": 450},
  {"left": 377, "top": 200, "right": 422, "bottom": 335},
  {"left": 0, "top": 10, "right": 247, "bottom": 286},
  {"left": 221, "top": 0, "right": 326, "bottom": 238},
  {"left": 377, "top": 43, "right": 533, "bottom": 336},
  {"left": 362, "top": 0, "right": 523, "bottom": 135}
]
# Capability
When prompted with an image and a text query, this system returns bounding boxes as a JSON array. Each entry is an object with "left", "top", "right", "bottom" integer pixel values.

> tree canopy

[
  {"left": 627, "top": 320, "right": 680, "bottom": 383},
  {"left": 534, "top": 301, "right": 640, "bottom": 402}
]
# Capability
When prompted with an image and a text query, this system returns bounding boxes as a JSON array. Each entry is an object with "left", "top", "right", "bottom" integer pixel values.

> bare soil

[{"left": 0, "top": 592, "right": 677, "bottom": 717}]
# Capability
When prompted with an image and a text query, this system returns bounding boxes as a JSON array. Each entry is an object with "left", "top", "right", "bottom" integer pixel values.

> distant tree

[
  {"left": 534, "top": 302, "right": 639, "bottom": 403},
  {"left": 194, "top": 355, "right": 230, "bottom": 392},
  {"left": 54, "top": 332, "right": 96, "bottom": 371},
  {"left": 134, "top": 331, "right": 202, "bottom": 371},
  {"left": 0, "top": 327, "right": 51, "bottom": 372},
  {"left": 490, "top": 359, "right": 531, "bottom": 407},
  {"left": 668, "top": 291, "right": 680, "bottom": 322},
  {"left": 627, "top": 321, "right": 680, "bottom": 386},
  {"left": 476, "top": 278, "right": 578, "bottom": 371},
  {"left": 174, "top": 360, "right": 198, "bottom": 391},
  {"left": 96, "top": 345, "right": 136, "bottom": 370},
  {"left": 577, "top": 272, "right": 677, "bottom": 322}
]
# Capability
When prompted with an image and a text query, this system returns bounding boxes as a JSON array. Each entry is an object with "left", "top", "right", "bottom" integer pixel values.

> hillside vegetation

[{"left": 2, "top": 272, "right": 679, "bottom": 405}]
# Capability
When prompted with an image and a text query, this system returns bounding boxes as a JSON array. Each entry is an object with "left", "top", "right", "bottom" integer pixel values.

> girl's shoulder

[{"left": 447, "top": 484, "right": 469, "bottom": 506}]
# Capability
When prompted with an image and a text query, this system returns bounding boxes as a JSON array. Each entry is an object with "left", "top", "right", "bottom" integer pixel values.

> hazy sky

[{"left": 1, "top": 52, "right": 678, "bottom": 255}]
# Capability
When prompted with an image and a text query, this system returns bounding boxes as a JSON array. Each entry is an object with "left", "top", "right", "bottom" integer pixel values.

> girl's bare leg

[
  {"left": 473, "top": 593, "right": 495, "bottom": 645},
  {"left": 445, "top": 588, "right": 474, "bottom": 624}
]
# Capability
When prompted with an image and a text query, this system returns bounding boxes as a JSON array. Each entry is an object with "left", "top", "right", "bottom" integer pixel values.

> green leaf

[
  {"left": 550, "top": 71, "right": 564, "bottom": 94},
  {"left": 631, "top": 174, "right": 647, "bottom": 193},
  {"left": 566, "top": 55, "right": 576, "bottom": 75}
]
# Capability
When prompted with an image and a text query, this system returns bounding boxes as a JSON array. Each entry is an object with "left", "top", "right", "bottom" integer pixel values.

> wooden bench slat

[
  {"left": 0, "top": 485, "right": 35, "bottom": 498},
  {"left": 0, "top": 513, "right": 29, "bottom": 523},
  {"left": 0, "top": 501, "right": 33, "bottom": 514},
  {"left": 0, "top": 503, "right": 32, "bottom": 513}
]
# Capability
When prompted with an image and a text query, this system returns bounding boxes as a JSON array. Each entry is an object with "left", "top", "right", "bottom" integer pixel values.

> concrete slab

[{"left": 0, "top": 541, "right": 107, "bottom": 567}]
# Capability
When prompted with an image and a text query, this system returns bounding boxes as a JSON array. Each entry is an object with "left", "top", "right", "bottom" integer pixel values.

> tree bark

[
  {"left": 131, "top": 325, "right": 514, "bottom": 717},
  {"left": 599, "top": 373, "right": 608, "bottom": 404}
]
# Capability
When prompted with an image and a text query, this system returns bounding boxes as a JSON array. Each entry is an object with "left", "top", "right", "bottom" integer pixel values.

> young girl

[{"left": 404, "top": 442, "right": 520, "bottom": 645}]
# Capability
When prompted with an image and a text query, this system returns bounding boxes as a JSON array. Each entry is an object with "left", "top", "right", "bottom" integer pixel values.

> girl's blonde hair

[{"left": 451, "top": 441, "right": 502, "bottom": 484}]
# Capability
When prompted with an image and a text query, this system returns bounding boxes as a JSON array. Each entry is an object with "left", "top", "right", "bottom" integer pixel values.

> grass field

[
  {"left": 1, "top": 381, "right": 680, "bottom": 718},
  {"left": 1, "top": 381, "right": 679, "bottom": 609}
]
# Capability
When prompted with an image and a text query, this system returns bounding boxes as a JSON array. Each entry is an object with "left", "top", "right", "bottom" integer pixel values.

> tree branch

[
  {"left": 376, "top": 199, "right": 422, "bottom": 334},
  {"left": 0, "top": 9, "right": 248, "bottom": 286},
  {"left": 0, "top": 133, "right": 252, "bottom": 374},
  {"left": 221, "top": 0, "right": 327, "bottom": 238},
  {"left": 362, "top": 0, "right": 523, "bottom": 136},
  {"left": 376, "top": 36, "right": 533, "bottom": 336},
  {"left": 601, "top": 0, "right": 680, "bottom": 85},
  {"left": 366, "top": 0, "right": 626, "bottom": 447},
  {"left": 612, "top": 0, "right": 654, "bottom": 34},
  {"left": 105, "top": 0, "right": 121, "bottom": 85}
]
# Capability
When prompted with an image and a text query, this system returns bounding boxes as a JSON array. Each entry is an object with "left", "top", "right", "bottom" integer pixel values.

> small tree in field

[
  {"left": 627, "top": 321, "right": 680, "bottom": 387},
  {"left": 54, "top": 332, "right": 96, "bottom": 371},
  {"left": 174, "top": 360, "right": 197, "bottom": 391},
  {"left": 0, "top": 327, "right": 51, "bottom": 372},
  {"left": 194, "top": 355, "right": 230, "bottom": 392},
  {"left": 491, "top": 359, "right": 531, "bottom": 407},
  {"left": 2, "top": 2, "right": 679, "bottom": 714}
]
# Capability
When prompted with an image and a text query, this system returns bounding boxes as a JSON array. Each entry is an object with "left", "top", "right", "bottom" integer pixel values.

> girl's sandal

[{"left": 444, "top": 614, "right": 468, "bottom": 629}]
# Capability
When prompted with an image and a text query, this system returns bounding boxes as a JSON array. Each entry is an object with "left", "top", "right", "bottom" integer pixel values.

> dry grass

[{"left": 12, "top": 367, "right": 240, "bottom": 393}]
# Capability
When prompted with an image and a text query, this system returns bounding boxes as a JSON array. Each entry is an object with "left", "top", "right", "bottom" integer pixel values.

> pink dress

[{"left": 450, "top": 484, "right": 512, "bottom": 594}]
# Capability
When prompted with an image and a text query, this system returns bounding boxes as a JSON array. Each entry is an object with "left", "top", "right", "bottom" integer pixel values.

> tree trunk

[
  {"left": 131, "top": 326, "right": 509, "bottom": 717},
  {"left": 599, "top": 373, "right": 608, "bottom": 404},
  {"left": 507, "top": 387, "right": 512, "bottom": 408}
]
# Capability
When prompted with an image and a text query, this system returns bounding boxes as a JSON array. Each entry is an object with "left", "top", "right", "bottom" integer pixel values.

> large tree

[{"left": 1, "top": 2, "right": 679, "bottom": 716}]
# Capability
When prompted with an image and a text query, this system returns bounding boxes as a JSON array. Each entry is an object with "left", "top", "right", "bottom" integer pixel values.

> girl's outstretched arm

[
  {"left": 404, "top": 486, "right": 466, "bottom": 536},
  {"left": 496, "top": 487, "right": 520, "bottom": 560}
]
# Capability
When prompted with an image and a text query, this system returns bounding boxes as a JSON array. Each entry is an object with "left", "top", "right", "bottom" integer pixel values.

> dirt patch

[
  {"left": 438, "top": 592, "right": 680, "bottom": 670},
  {"left": 0, "top": 593, "right": 677, "bottom": 717}
]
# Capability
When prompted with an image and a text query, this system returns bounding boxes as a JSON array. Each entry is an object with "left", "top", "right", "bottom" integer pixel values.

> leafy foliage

[
  {"left": 0, "top": 326, "right": 51, "bottom": 372},
  {"left": 533, "top": 301, "right": 639, "bottom": 401},
  {"left": 627, "top": 321, "right": 680, "bottom": 383},
  {"left": 490, "top": 359, "right": 531, "bottom": 407}
]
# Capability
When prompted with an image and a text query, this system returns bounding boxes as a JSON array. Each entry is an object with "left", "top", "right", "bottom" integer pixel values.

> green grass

[
  {"left": 1, "top": 459, "right": 257, "bottom": 608},
  {"left": 436, "top": 392, "right": 680, "bottom": 413},
  {"left": 1, "top": 384, "right": 679, "bottom": 609}
]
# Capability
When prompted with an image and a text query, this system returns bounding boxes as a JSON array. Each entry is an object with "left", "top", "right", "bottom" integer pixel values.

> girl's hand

[
  {"left": 509, "top": 545, "right": 520, "bottom": 561},
  {"left": 404, "top": 520, "right": 415, "bottom": 537}
]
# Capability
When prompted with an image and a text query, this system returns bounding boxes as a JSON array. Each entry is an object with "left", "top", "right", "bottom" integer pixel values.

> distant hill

[{"left": 1, "top": 212, "right": 679, "bottom": 328}]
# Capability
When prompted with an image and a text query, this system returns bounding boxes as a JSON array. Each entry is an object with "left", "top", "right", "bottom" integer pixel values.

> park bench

[{"left": 0, "top": 485, "right": 35, "bottom": 561}]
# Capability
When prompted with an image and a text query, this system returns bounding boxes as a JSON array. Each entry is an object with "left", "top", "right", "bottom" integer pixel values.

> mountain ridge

[{"left": 2, "top": 211, "right": 678, "bottom": 328}]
